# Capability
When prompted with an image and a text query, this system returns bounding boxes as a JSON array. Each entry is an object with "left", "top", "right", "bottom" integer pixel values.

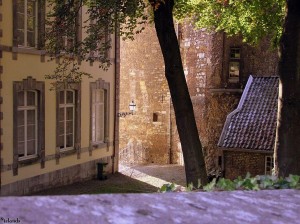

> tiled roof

[{"left": 218, "top": 76, "right": 279, "bottom": 151}]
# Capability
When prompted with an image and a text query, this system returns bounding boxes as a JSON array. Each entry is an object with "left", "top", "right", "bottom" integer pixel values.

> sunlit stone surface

[{"left": 0, "top": 190, "right": 299, "bottom": 223}]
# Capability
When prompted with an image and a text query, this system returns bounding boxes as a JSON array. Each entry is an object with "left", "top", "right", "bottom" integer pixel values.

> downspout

[
  {"left": 0, "top": 1, "right": 3, "bottom": 188},
  {"left": 112, "top": 22, "right": 120, "bottom": 173},
  {"left": 169, "top": 97, "right": 172, "bottom": 164},
  {"left": 221, "top": 31, "right": 226, "bottom": 87}
]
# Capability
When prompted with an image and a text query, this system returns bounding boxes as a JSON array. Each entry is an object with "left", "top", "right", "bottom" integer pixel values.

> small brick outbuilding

[{"left": 218, "top": 76, "right": 279, "bottom": 179}]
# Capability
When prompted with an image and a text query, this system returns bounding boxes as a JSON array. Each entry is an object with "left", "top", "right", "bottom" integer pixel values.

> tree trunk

[
  {"left": 275, "top": 0, "right": 300, "bottom": 176},
  {"left": 152, "top": 0, "right": 208, "bottom": 186}
]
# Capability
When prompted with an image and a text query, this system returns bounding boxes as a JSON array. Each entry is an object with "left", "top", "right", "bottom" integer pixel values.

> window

[
  {"left": 14, "top": 0, "right": 45, "bottom": 49},
  {"left": 13, "top": 77, "right": 45, "bottom": 174},
  {"left": 90, "top": 79, "right": 110, "bottom": 145},
  {"left": 58, "top": 90, "right": 75, "bottom": 150},
  {"left": 265, "top": 156, "right": 274, "bottom": 175},
  {"left": 91, "top": 89, "right": 105, "bottom": 142},
  {"left": 153, "top": 113, "right": 159, "bottom": 122},
  {"left": 229, "top": 47, "right": 241, "bottom": 82},
  {"left": 17, "top": 90, "right": 38, "bottom": 159},
  {"left": 56, "top": 83, "right": 81, "bottom": 152},
  {"left": 54, "top": 1, "right": 82, "bottom": 54}
]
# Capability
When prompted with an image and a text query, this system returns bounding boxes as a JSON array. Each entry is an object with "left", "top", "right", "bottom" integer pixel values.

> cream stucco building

[{"left": 0, "top": 0, "right": 120, "bottom": 195}]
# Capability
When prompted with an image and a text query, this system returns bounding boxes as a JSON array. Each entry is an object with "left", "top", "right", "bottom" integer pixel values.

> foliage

[
  {"left": 159, "top": 183, "right": 177, "bottom": 192},
  {"left": 45, "top": 0, "right": 148, "bottom": 85},
  {"left": 159, "top": 173, "right": 300, "bottom": 192},
  {"left": 174, "top": 0, "right": 286, "bottom": 46}
]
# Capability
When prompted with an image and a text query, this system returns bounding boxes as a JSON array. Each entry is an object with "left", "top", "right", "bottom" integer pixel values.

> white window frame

[
  {"left": 17, "top": 90, "right": 38, "bottom": 160},
  {"left": 90, "top": 79, "right": 109, "bottom": 146},
  {"left": 58, "top": 90, "right": 75, "bottom": 151},
  {"left": 265, "top": 155, "right": 274, "bottom": 175},
  {"left": 17, "top": 0, "right": 39, "bottom": 48},
  {"left": 91, "top": 89, "right": 105, "bottom": 143}
]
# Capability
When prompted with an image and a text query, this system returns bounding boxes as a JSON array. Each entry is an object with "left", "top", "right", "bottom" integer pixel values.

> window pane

[
  {"left": 66, "top": 107, "right": 73, "bottom": 120},
  {"left": 17, "top": 13, "right": 25, "bottom": 30},
  {"left": 17, "top": 29, "right": 25, "bottom": 46},
  {"left": 66, "top": 134, "right": 73, "bottom": 148},
  {"left": 27, "top": 31, "right": 35, "bottom": 47},
  {"left": 27, "top": 15, "right": 34, "bottom": 31},
  {"left": 18, "top": 126, "right": 25, "bottom": 142},
  {"left": 92, "top": 89, "right": 96, "bottom": 103},
  {"left": 229, "top": 62, "right": 240, "bottom": 78},
  {"left": 27, "top": 110, "right": 36, "bottom": 124},
  {"left": 27, "top": 91, "right": 36, "bottom": 106},
  {"left": 18, "top": 91, "right": 25, "bottom": 106},
  {"left": 66, "top": 121, "right": 73, "bottom": 134},
  {"left": 96, "top": 129, "right": 104, "bottom": 142},
  {"left": 27, "top": 0, "right": 36, "bottom": 18},
  {"left": 59, "top": 108, "right": 64, "bottom": 121},
  {"left": 96, "top": 89, "right": 104, "bottom": 103},
  {"left": 66, "top": 91, "right": 74, "bottom": 104},
  {"left": 58, "top": 135, "right": 64, "bottom": 149},
  {"left": 27, "top": 140, "right": 36, "bottom": 155},
  {"left": 27, "top": 124, "right": 36, "bottom": 140},
  {"left": 96, "top": 104, "right": 104, "bottom": 142},
  {"left": 17, "top": 0, "right": 25, "bottom": 13},
  {"left": 18, "top": 142, "right": 25, "bottom": 157},
  {"left": 59, "top": 121, "right": 64, "bottom": 135},
  {"left": 18, "top": 110, "right": 25, "bottom": 126},
  {"left": 59, "top": 91, "right": 65, "bottom": 104}
]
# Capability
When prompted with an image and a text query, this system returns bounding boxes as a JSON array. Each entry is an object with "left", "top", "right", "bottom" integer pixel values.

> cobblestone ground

[{"left": 30, "top": 164, "right": 186, "bottom": 196}]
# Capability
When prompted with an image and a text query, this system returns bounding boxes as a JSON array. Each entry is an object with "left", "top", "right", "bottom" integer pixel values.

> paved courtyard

[{"left": 31, "top": 164, "right": 186, "bottom": 195}]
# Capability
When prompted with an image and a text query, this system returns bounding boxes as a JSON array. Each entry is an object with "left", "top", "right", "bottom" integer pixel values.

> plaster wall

[{"left": 0, "top": 1, "right": 117, "bottom": 194}]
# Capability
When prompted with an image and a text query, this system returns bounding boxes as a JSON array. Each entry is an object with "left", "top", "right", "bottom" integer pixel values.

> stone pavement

[{"left": 31, "top": 164, "right": 186, "bottom": 195}]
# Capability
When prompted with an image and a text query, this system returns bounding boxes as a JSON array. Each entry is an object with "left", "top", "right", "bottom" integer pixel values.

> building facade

[
  {"left": 119, "top": 21, "right": 279, "bottom": 178},
  {"left": 0, "top": 1, "right": 120, "bottom": 195},
  {"left": 218, "top": 76, "right": 278, "bottom": 179}
]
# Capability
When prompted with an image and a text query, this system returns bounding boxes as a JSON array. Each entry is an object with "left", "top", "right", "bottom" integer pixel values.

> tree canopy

[
  {"left": 45, "top": 0, "right": 148, "bottom": 85},
  {"left": 174, "top": 0, "right": 285, "bottom": 46}
]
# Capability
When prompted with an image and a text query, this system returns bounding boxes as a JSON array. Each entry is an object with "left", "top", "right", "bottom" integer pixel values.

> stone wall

[
  {"left": 1, "top": 190, "right": 300, "bottom": 223},
  {"left": 120, "top": 21, "right": 279, "bottom": 174},
  {"left": 223, "top": 150, "right": 272, "bottom": 179},
  {"left": 119, "top": 23, "right": 171, "bottom": 165},
  {"left": 170, "top": 23, "right": 279, "bottom": 173}
]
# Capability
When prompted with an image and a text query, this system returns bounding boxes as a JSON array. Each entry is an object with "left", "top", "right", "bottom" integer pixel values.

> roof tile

[{"left": 218, "top": 76, "right": 279, "bottom": 151}]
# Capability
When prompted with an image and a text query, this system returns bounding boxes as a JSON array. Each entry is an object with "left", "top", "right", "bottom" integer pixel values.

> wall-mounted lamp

[{"left": 118, "top": 100, "right": 136, "bottom": 117}]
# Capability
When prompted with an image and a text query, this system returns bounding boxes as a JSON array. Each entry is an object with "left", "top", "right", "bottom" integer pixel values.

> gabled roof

[{"left": 218, "top": 76, "right": 279, "bottom": 151}]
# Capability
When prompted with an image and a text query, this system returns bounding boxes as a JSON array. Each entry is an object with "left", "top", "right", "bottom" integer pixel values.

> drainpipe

[
  {"left": 0, "top": 1, "right": 3, "bottom": 188},
  {"left": 112, "top": 22, "right": 120, "bottom": 173},
  {"left": 169, "top": 96, "right": 172, "bottom": 164},
  {"left": 221, "top": 31, "right": 226, "bottom": 87}
]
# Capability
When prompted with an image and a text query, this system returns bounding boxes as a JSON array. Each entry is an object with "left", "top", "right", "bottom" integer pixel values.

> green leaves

[
  {"left": 45, "top": 0, "right": 149, "bottom": 87},
  {"left": 174, "top": 0, "right": 286, "bottom": 46},
  {"left": 159, "top": 173, "right": 300, "bottom": 192},
  {"left": 159, "top": 183, "right": 177, "bottom": 193}
]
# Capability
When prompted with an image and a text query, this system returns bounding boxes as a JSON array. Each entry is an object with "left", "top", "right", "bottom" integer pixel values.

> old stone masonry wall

[
  {"left": 119, "top": 23, "right": 171, "bottom": 165},
  {"left": 119, "top": 21, "right": 279, "bottom": 174}
]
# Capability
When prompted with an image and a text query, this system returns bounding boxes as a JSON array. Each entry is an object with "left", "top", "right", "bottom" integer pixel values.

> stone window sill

[{"left": 12, "top": 47, "right": 46, "bottom": 55}]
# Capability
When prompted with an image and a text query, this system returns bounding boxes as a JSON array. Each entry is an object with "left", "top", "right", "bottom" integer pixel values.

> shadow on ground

[
  {"left": 30, "top": 164, "right": 186, "bottom": 196},
  {"left": 30, "top": 173, "right": 159, "bottom": 196}
]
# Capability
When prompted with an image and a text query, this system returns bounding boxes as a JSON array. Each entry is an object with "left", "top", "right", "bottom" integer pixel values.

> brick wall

[{"left": 223, "top": 150, "right": 272, "bottom": 179}]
